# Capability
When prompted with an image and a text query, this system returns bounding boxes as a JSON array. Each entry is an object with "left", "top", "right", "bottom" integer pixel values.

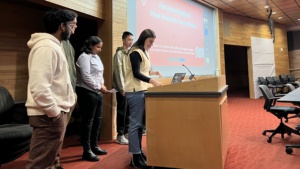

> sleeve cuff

[{"left": 45, "top": 106, "right": 61, "bottom": 118}]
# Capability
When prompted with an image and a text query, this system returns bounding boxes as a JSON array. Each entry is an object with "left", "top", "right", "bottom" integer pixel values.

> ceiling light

[
  {"left": 264, "top": 6, "right": 269, "bottom": 8},
  {"left": 272, "top": 12, "right": 276, "bottom": 14},
  {"left": 278, "top": 17, "right": 282, "bottom": 19},
  {"left": 298, "top": 19, "right": 300, "bottom": 21}
]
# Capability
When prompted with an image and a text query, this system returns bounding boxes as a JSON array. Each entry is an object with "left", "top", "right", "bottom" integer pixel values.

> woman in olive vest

[{"left": 124, "top": 29, "right": 162, "bottom": 168}]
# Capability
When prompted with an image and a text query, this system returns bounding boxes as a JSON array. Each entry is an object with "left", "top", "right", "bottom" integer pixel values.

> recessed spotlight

[
  {"left": 278, "top": 17, "right": 282, "bottom": 19},
  {"left": 298, "top": 19, "right": 300, "bottom": 21},
  {"left": 272, "top": 12, "right": 276, "bottom": 14},
  {"left": 264, "top": 6, "right": 269, "bottom": 8}
]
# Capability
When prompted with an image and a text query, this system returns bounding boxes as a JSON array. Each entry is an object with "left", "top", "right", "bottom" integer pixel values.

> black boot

[
  {"left": 141, "top": 151, "right": 147, "bottom": 161},
  {"left": 130, "top": 154, "right": 149, "bottom": 169},
  {"left": 82, "top": 150, "right": 99, "bottom": 161},
  {"left": 91, "top": 146, "right": 108, "bottom": 155}
]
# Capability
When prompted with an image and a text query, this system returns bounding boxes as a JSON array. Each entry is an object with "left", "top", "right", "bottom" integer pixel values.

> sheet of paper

[{"left": 108, "top": 88, "right": 118, "bottom": 93}]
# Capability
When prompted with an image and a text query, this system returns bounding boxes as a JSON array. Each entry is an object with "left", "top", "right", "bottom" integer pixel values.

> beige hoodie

[{"left": 26, "top": 33, "right": 75, "bottom": 117}]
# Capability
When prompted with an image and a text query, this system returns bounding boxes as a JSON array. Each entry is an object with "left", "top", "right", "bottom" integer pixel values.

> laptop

[{"left": 171, "top": 73, "right": 186, "bottom": 84}]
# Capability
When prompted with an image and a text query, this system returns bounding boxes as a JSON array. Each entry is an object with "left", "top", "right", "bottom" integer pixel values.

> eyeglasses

[{"left": 65, "top": 21, "right": 77, "bottom": 29}]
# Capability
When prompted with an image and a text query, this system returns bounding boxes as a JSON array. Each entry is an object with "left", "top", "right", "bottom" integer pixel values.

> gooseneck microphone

[{"left": 182, "top": 64, "right": 196, "bottom": 80}]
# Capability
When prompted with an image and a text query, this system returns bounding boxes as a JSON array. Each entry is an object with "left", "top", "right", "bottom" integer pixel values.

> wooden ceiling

[{"left": 197, "top": 0, "right": 300, "bottom": 27}]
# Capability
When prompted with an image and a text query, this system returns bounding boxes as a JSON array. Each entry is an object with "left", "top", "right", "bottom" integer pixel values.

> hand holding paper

[{"left": 108, "top": 88, "right": 117, "bottom": 93}]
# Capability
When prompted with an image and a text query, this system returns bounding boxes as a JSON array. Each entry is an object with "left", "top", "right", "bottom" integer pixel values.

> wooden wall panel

[
  {"left": 217, "top": 10, "right": 225, "bottom": 75},
  {"left": 30, "top": 0, "right": 104, "bottom": 19},
  {"left": 110, "top": 0, "right": 128, "bottom": 139},
  {"left": 96, "top": 0, "right": 113, "bottom": 140},
  {"left": 0, "top": 0, "right": 115, "bottom": 140},
  {"left": 112, "top": 0, "right": 127, "bottom": 53},
  {"left": 0, "top": 2, "right": 45, "bottom": 102},
  {"left": 222, "top": 13, "right": 289, "bottom": 76},
  {"left": 289, "top": 50, "right": 300, "bottom": 78},
  {"left": 222, "top": 13, "right": 289, "bottom": 98}
]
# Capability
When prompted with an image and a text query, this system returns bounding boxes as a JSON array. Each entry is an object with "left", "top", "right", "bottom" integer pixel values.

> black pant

[
  {"left": 76, "top": 87, "right": 103, "bottom": 151},
  {"left": 116, "top": 91, "right": 130, "bottom": 136}
]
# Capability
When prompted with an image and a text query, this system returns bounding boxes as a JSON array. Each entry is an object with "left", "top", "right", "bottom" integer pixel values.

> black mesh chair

[
  {"left": 0, "top": 85, "right": 32, "bottom": 166},
  {"left": 279, "top": 74, "right": 289, "bottom": 84},
  {"left": 286, "top": 126, "right": 300, "bottom": 154},
  {"left": 258, "top": 77, "right": 268, "bottom": 85},
  {"left": 258, "top": 85, "right": 300, "bottom": 143},
  {"left": 265, "top": 76, "right": 284, "bottom": 96},
  {"left": 258, "top": 77, "right": 277, "bottom": 95},
  {"left": 287, "top": 74, "right": 300, "bottom": 88}
]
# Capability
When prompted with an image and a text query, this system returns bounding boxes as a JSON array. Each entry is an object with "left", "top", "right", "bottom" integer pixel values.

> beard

[{"left": 61, "top": 28, "right": 71, "bottom": 40}]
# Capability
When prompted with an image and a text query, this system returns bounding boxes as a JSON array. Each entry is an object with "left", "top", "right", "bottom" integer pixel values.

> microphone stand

[{"left": 182, "top": 64, "right": 196, "bottom": 80}]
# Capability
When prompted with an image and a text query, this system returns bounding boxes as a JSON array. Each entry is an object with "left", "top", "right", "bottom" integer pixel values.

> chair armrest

[
  {"left": 272, "top": 96, "right": 282, "bottom": 100},
  {"left": 274, "top": 94, "right": 286, "bottom": 97}
]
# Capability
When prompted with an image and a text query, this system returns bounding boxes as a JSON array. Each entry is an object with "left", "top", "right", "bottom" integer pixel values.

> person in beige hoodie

[{"left": 25, "top": 9, "right": 77, "bottom": 169}]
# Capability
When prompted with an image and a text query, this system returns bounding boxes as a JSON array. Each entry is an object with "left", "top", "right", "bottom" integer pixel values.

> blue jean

[{"left": 126, "top": 91, "right": 146, "bottom": 154}]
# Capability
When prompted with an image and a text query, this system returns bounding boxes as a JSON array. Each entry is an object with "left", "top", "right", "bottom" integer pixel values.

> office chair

[
  {"left": 279, "top": 74, "right": 289, "bottom": 84},
  {"left": 258, "top": 77, "right": 277, "bottom": 95},
  {"left": 265, "top": 76, "right": 276, "bottom": 93},
  {"left": 258, "top": 85, "right": 300, "bottom": 143},
  {"left": 0, "top": 85, "right": 32, "bottom": 166},
  {"left": 286, "top": 124, "right": 300, "bottom": 154},
  {"left": 258, "top": 77, "right": 268, "bottom": 85},
  {"left": 286, "top": 83, "right": 296, "bottom": 92},
  {"left": 284, "top": 84, "right": 300, "bottom": 123},
  {"left": 273, "top": 76, "right": 287, "bottom": 94},
  {"left": 266, "top": 76, "right": 285, "bottom": 94},
  {"left": 287, "top": 74, "right": 300, "bottom": 88}
]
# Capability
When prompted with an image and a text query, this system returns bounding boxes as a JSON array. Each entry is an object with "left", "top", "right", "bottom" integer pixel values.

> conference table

[
  {"left": 278, "top": 87, "right": 300, "bottom": 154},
  {"left": 278, "top": 87, "right": 300, "bottom": 106}
]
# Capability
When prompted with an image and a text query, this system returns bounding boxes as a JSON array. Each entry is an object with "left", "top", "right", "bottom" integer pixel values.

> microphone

[{"left": 182, "top": 64, "right": 196, "bottom": 80}]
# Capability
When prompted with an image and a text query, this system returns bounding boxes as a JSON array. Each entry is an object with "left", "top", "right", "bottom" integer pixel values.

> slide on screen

[{"left": 128, "top": 0, "right": 218, "bottom": 77}]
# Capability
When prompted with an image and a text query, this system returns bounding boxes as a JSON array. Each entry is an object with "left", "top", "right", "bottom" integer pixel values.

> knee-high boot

[
  {"left": 90, "top": 116, "right": 107, "bottom": 155},
  {"left": 138, "top": 128, "right": 147, "bottom": 161},
  {"left": 81, "top": 120, "right": 99, "bottom": 161}
]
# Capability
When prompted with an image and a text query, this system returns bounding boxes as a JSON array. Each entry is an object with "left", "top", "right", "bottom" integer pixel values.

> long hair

[
  {"left": 131, "top": 29, "right": 156, "bottom": 51},
  {"left": 80, "top": 36, "right": 102, "bottom": 54}
]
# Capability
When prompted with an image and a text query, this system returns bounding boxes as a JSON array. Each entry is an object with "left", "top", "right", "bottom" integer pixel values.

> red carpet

[
  {"left": 90, "top": 146, "right": 131, "bottom": 169},
  {"left": 2, "top": 91, "right": 300, "bottom": 169},
  {"left": 224, "top": 93, "right": 300, "bottom": 169}
]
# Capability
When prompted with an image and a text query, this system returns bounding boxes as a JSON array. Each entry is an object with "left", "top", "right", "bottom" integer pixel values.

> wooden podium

[{"left": 145, "top": 75, "right": 228, "bottom": 169}]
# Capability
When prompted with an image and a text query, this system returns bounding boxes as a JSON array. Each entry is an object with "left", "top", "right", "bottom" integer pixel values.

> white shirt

[{"left": 76, "top": 52, "right": 104, "bottom": 93}]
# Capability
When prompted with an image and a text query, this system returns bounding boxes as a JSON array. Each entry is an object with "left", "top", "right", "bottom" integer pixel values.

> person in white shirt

[{"left": 76, "top": 36, "right": 109, "bottom": 162}]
